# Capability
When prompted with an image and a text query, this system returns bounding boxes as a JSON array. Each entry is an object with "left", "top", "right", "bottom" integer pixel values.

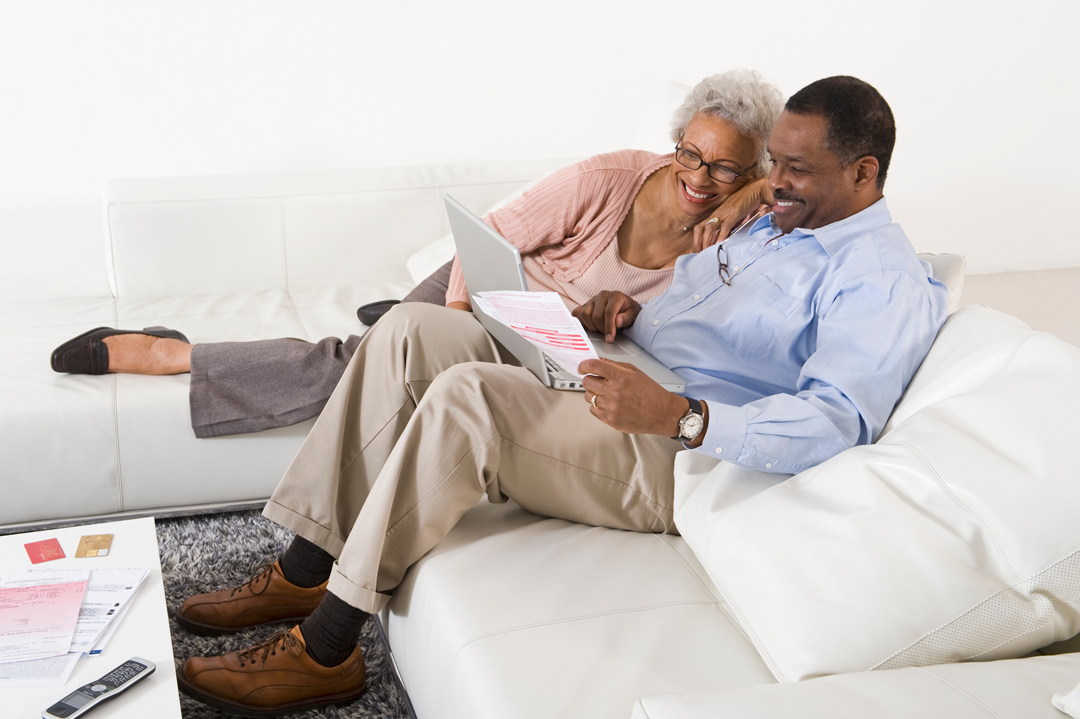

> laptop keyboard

[{"left": 544, "top": 353, "right": 567, "bottom": 375}]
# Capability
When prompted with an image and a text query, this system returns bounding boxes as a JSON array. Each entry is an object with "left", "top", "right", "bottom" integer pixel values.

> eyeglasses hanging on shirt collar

[{"left": 717, "top": 209, "right": 784, "bottom": 286}]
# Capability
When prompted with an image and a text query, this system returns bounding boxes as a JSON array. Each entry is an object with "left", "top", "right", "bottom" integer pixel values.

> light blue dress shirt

[{"left": 625, "top": 198, "right": 949, "bottom": 475}]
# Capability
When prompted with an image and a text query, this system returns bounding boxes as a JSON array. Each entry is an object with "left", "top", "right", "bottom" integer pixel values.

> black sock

[
  {"left": 279, "top": 536, "right": 335, "bottom": 589},
  {"left": 300, "top": 591, "right": 370, "bottom": 667}
]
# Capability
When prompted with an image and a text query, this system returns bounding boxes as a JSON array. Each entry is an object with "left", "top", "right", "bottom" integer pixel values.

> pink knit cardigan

[{"left": 445, "top": 150, "right": 673, "bottom": 305}]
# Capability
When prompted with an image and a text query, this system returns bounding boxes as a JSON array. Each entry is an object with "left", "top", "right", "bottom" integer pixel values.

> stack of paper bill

[
  {"left": 473, "top": 290, "right": 599, "bottom": 377},
  {"left": 0, "top": 567, "right": 149, "bottom": 687}
]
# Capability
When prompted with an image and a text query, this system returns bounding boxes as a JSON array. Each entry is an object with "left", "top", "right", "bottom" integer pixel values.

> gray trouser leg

[{"left": 189, "top": 335, "right": 363, "bottom": 438}]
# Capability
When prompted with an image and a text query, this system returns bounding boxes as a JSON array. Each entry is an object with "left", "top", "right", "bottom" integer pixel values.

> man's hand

[
  {"left": 691, "top": 178, "right": 774, "bottom": 253},
  {"left": 571, "top": 291, "right": 641, "bottom": 343},
  {"left": 446, "top": 301, "right": 472, "bottom": 311},
  {"left": 579, "top": 358, "right": 688, "bottom": 436}
]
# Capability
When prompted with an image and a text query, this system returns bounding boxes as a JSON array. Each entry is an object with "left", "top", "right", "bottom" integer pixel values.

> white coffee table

[{"left": 0, "top": 516, "right": 181, "bottom": 718}]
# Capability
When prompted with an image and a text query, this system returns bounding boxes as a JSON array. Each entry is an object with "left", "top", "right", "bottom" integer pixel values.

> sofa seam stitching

[
  {"left": 913, "top": 667, "right": 1006, "bottom": 719},
  {"left": 111, "top": 299, "right": 124, "bottom": 512},
  {"left": 870, "top": 545, "right": 1080, "bottom": 669},
  {"left": 279, "top": 198, "right": 313, "bottom": 343},
  {"left": 437, "top": 600, "right": 715, "bottom": 716},
  {"left": 879, "top": 439, "right": 1018, "bottom": 583},
  {"left": 650, "top": 534, "right": 758, "bottom": 651}
]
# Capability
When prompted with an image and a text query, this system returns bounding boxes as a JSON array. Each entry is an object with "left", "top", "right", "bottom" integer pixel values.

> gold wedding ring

[
  {"left": 705, "top": 217, "right": 720, "bottom": 226},
  {"left": 591, "top": 394, "right": 599, "bottom": 409}
]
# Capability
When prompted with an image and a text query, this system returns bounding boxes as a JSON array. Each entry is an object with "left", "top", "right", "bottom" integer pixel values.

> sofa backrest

[{"left": 103, "top": 158, "right": 577, "bottom": 299}]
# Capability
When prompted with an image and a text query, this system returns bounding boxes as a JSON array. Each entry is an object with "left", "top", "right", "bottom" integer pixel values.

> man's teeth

[
  {"left": 683, "top": 183, "right": 715, "bottom": 199},
  {"left": 776, "top": 200, "right": 798, "bottom": 207}
]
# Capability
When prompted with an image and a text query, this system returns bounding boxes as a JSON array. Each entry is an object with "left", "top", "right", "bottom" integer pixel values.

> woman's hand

[
  {"left": 571, "top": 291, "right": 641, "bottom": 343},
  {"left": 446, "top": 301, "right": 472, "bottom": 311},
  {"left": 691, "top": 178, "right": 773, "bottom": 253}
]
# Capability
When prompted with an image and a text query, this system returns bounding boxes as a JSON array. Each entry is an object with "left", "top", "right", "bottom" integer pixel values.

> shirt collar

[{"left": 757, "top": 197, "right": 893, "bottom": 257}]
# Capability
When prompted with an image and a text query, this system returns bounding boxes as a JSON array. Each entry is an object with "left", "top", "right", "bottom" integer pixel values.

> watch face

[{"left": 680, "top": 413, "right": 704, "bottom": 440}]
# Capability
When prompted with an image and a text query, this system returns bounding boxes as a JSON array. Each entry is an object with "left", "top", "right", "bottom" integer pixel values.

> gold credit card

[{"left": 75, "top": 534, "right": 113, "bottom": 558}]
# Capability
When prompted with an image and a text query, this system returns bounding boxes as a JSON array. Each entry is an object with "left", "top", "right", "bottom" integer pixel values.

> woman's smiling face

[{"left": 668, "top": 113, "right": 760, "bottom": 220}]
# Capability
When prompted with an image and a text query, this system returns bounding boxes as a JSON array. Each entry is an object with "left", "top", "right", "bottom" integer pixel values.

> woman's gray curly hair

[{"left": 669, "top": 69, "right": 784, "bottom": 179}]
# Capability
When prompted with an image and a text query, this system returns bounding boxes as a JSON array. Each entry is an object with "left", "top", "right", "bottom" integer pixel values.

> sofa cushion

[
  {"left": 674, "top": 305, "right": 1080, "bottom": 681},
  {"left": 105, "top": 159, "right": 577, "bottom": 300},
  {"left": 918, "top": 252, "right": 966, "bottom": 313},
  {"left": 384, "top": 500, "right": 775, "bottom": 719}
]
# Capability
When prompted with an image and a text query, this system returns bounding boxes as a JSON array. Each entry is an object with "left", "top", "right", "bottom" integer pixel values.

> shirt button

[
  {"left": 771, "top": 240, "right": 778, "bottom": 246},
  {"left": 653, "top": 320, "right": 659, "bottom": 325},
  {"left": 694, "top": 294, "right": 700, "bottom": 300},
  {"left": 766, "top": 462, "right": 773, "bottom": 469},
  {"left": 715, "top": 447, "right": 723, "bottom": 454},
  {"left": 732, "top": 265, "right": 740, "bottom": 271}
]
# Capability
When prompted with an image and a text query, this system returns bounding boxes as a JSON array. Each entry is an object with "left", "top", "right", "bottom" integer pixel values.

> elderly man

[{"left": 176, "top": 76, "right": 949, "bottom": 717}]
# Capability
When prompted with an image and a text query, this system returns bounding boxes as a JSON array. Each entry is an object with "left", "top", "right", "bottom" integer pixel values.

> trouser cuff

[
  {"left": 327, "top": 566, "right": 391, "bottom": 614},
  {"left": 263, "top": 499, "right": 346, "bottom": 558}
]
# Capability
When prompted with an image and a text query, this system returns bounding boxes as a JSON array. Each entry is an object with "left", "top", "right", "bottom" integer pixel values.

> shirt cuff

[{"left": 694, "top": 401, "right": 748, "bottom": 462}]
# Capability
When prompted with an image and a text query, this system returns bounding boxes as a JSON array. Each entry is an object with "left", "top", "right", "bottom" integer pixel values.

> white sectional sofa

[
  {"left": 0, "top": 157, "right": 572, "bottom": 530},
  {"left": 5, "top": 160, "right": 1080, "bottom": 719}
]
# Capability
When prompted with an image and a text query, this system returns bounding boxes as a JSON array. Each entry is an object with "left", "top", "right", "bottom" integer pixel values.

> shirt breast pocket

[{"left": 720, "top": 274, "right": 802, "bottom": 359}]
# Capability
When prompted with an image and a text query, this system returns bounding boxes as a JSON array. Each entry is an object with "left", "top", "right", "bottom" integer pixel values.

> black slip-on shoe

[
  {"left": 50, "top": 326, "right": 190, "bottom": 375},
  {"left": 356, "top": 300, "right": 400, "bottom": 327}
]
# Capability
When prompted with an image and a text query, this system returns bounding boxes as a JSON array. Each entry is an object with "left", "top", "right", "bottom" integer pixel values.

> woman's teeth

[{"left": 682, "top": 182, "right": 715, "bottom": 199}]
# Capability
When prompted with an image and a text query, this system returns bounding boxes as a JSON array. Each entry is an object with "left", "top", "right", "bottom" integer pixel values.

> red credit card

[{"left": 24, "top": 538, "right": 66, "bottom": 564}]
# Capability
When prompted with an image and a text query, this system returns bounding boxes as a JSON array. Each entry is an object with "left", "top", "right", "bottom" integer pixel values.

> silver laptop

[{"left": 445, "top": 195, "right": 686, "bottom": 393}]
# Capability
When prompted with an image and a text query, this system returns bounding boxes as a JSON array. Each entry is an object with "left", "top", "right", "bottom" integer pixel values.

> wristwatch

[{"left": 672, "top": 398, "right": 705, "bottom": 443}]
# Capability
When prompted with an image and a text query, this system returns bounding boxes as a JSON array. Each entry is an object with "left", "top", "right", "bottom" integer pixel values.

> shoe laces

[
  {"left": 236, "top": 629, "right": 304, "bottom": 669},
  {"left": 230, "top": 562, "right": 275, "bottom": 598}
]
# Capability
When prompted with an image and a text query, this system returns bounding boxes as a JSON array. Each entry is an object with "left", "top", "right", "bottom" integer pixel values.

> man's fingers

[
  {"left": 578, "top": 357, "right": 615, "bottom": 378},
  {"left": 604, "top": 296, "right": 626, "bottom": 342}
]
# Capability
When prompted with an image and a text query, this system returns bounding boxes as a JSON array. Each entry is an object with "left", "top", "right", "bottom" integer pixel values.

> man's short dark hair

[{"left": 785, "top": 76, "right": 895, "bottom": 189}]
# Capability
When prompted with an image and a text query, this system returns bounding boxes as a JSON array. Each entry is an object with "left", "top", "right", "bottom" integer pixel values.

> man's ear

[{"left": 852, "top": 156, "right": 880, "bottom": 191}]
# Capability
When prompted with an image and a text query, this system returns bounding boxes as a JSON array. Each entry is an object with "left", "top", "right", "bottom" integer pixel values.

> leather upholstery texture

[
  {"left": 383, "top": 500, "right": 775, "bottom": 719},
  {"left": 675, "top": 306, "right": 1080, "bottom": 681}
]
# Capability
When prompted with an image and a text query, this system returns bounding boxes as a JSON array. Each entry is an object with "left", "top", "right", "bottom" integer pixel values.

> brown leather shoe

[
  {"left": 177, "top": 626, "right": 366, "bottom": 717},
  {"left": 177, "top": 561, "right": 328, "bottom": 636}
]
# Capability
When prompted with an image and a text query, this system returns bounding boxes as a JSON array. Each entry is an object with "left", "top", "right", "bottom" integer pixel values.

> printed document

[
  {"left": 0, "top": 575, "right": 88, "bottom": 664},
  {"left": 2, "top": 566, "right": 149, "bottom": 654},
  {"left": 0, "top": 566, "right": 149, "bottom": 687},
  {"left": 474, "top": 291, "right": 599, "bottom": 377}
]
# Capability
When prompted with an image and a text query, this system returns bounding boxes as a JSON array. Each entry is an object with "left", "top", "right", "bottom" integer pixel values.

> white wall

[{"left": 2, "top": 0, "right": 1077, "bottom": 278}]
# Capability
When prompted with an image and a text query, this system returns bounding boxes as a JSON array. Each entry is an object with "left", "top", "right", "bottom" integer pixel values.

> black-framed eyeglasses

[
  {"left": 717, "top": 244, "right": 733, "bottom": 286},
  {"left": 674, "top": 145, "right": 744, "bottom": 185}
]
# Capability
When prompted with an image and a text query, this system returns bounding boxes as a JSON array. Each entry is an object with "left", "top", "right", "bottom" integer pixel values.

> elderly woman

[{"left": 51, "top": 69, "right": 783, "bottom": 439}]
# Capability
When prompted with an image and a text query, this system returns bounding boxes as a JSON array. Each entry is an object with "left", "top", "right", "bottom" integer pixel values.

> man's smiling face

[{"left": 767, "top": 110, "right": 864, "bottom": 234}]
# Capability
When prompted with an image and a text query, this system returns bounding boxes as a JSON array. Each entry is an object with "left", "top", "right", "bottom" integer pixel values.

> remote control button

[{"left": 91, "top": 684, "right": 107, "bottom": 692}]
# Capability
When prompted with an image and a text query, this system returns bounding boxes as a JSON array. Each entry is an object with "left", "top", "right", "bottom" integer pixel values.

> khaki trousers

[{"left": 262, "top": 303, "right": 681, "bottom": 613}]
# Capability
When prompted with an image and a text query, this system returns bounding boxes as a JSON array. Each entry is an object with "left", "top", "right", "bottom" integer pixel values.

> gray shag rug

[{"left": 156, "top": 509, "right": 413, "bottom": 719}]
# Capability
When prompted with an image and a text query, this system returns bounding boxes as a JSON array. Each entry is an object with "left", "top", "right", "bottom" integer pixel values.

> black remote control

[{"left": 42, "top": 657, "right": 156, "bottom": 718}]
